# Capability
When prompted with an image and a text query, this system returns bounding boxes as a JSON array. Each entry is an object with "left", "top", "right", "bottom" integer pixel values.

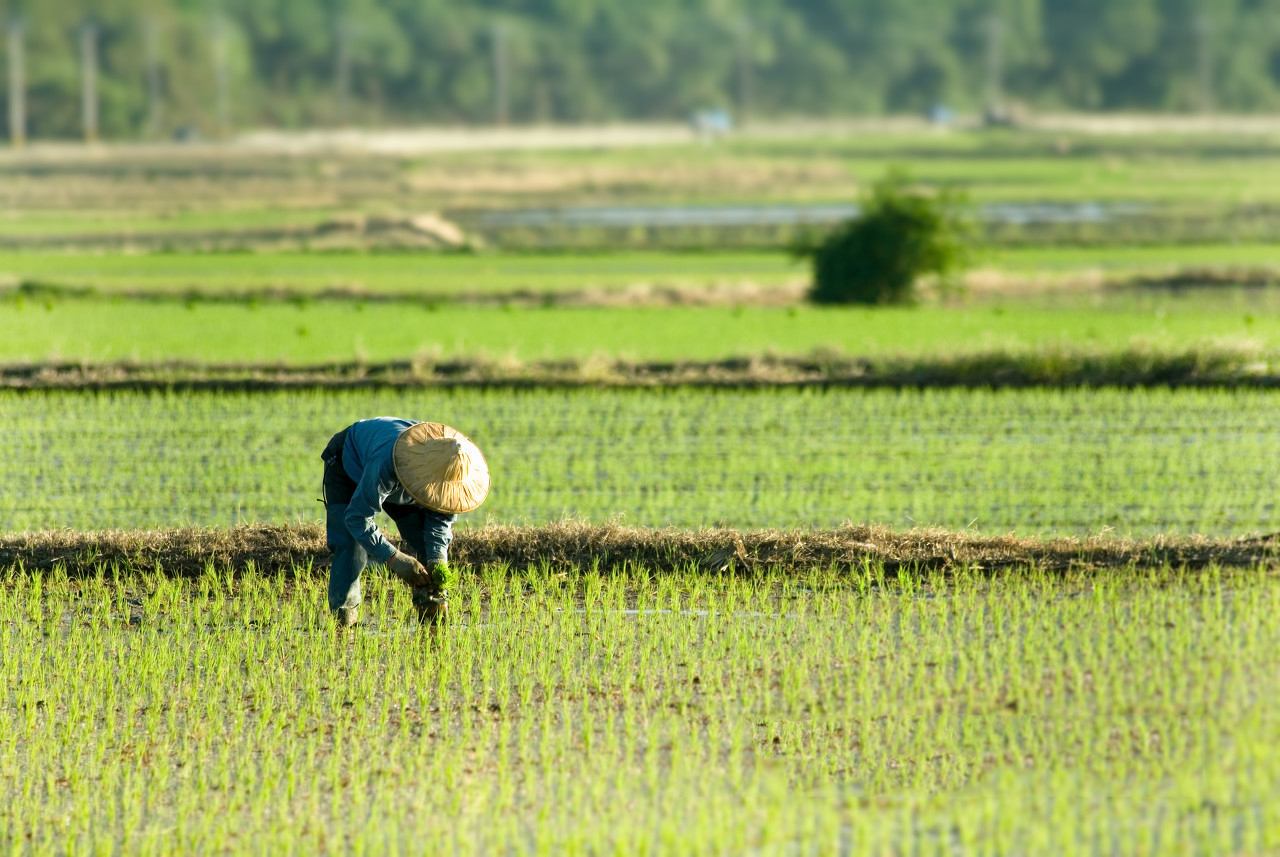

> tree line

[{"left": 2, "top": 0, "right": 1278, "bottom": 139}]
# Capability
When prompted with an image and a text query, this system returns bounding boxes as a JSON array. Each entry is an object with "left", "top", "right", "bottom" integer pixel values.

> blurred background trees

[{"left": 1, "top": 0, "right": 1278, "bottom": 138}]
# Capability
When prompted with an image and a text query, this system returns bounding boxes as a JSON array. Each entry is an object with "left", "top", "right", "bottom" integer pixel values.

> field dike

[
  {"left": 2, "top": 522, "right": 1277, "bottom": 578},
  {"left": 3, "top": 344, "right": 1279, "bottom": 391}
]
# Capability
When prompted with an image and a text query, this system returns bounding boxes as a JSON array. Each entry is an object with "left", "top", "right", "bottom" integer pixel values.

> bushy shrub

[{"left": 802, "top": 171, "right": 972, "bottom": 306}]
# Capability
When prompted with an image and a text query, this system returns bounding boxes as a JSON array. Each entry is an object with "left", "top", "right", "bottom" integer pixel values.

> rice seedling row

[
  {"left": 2, "top": 563, "right": 1277, "bottom": 853},
  {"left": 5, "top": 387, "right": 1278, "bottom": 537}
]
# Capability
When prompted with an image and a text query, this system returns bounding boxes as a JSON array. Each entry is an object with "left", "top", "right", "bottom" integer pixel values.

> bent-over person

[{"left": 321, "top": 418, "right": 490, "bottom": 627}]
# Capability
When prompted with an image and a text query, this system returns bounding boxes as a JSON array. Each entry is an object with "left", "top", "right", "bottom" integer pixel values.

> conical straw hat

[{"left": 392, "top": 422, "right": 491, "bottom": 514}]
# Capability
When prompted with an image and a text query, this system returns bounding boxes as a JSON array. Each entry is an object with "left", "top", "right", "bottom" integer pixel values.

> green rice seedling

[
  {"left": 4, "top": 559, "right": 1280, "bottom": 852},
  {"left": 7, "top": 387, "right": 1278, "bottom": 538}
]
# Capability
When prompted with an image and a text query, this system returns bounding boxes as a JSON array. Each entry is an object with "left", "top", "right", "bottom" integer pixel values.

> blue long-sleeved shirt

[{"left": 341, "top": 417, "right": 421, "bottom": 563}]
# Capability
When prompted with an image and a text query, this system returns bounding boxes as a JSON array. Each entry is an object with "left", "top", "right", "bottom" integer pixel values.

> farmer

[{"left": 321, "top": 418, "right": 490, "bottom": 628}]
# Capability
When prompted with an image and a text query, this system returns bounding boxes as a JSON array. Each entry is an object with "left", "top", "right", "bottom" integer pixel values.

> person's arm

[{"left": 343, "top": 458, "right": 401, "bottom": 563}]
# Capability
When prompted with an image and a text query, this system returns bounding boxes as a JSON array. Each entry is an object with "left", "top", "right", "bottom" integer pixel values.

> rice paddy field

[
  {"left": 5, "top": 125, "right": 1280, "bottom": 853},
  {"left": 5, "top": 387, "right": 1279, "bottom": 536},
  {"left": 5, "top": 563, "right": 1280, "bottom": 853},
  {"left": 0, "top": 250, "right": 803, "bottom": 297},
  {"left": 4, "top": 298, "right": 1280, "bottom": 365},
  {"left": 4, "top": 243, "right": 1280, "bottom": 298}
]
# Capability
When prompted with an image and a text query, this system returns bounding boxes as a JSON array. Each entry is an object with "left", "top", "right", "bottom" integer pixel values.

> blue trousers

[{"left": 322, "top": 432, "right": 456, "bottom": 612}]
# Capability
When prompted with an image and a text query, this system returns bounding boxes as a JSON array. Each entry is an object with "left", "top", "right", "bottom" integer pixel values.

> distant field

[
  {"left": 3, "top": 128, "right": 1280, "bottom": 253},
  {"left": 0, "top": 251, "right": 803, "bottom": 296},
  {"left": 0, "top": 299, "right": 1273, "bottom": 365},
  {"left": 0, "top": 207, "right": 343, "bottom": 238},
  {"left": 992, "top": 242, "right": 1280, "bottom": 272},
  {"left": 2, "top": 245, "right": 1277, "bottom": 300},
  {"left": 5, "top": 387, "right": 1277, "bottom": 536}
]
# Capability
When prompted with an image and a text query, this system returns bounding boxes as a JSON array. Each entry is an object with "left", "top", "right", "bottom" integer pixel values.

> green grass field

[
  {"left": 0, "top": 298, "right": 1273, "bottom": 365},
  {"left": 4, "top": 563, "right": 1278, "bottom": 852},
  {"left": 5, "top": 388, "right": 1278, "bottom": 536},
  {"left": 1, "top": 244, "right": 1277, "bottom": 299},
  {"left": 992, "top": 242, "right": 1280, "bottom": 272},
  {"left": 0, "top": 251, "right": 803, "bottom": 296}
]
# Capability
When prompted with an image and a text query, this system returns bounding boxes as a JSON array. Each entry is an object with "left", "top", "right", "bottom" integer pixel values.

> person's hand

[{"left": 387, "top": 550, "right": 430, "bottom": 586}]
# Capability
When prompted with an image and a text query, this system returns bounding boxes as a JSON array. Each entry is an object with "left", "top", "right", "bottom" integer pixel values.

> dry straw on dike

[{"left": 2, "top": 522, "right": 1277, "bottom": 578}]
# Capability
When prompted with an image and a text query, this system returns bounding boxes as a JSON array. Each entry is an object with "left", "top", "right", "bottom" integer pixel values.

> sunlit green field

[
  {"left": 0, "top": 251, "right": 802, "bottom": 296},
  {"left": 993, "top": 242, "right": 1280, "bottom": 272},
  {"left": 1, "top": 244, "right": 1277, "bottom": 299},
  {"left": 1, "top": 297, "right": 1276, "bottom": 365},
  {"left": 4, "top": 563, "right": 1277, "bottom": 853},
  {"left": 6, "top": 387, "right": 1278, "bottom": 536}
]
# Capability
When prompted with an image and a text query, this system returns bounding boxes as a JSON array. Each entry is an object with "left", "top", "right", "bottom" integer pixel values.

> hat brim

[{"left": 392, "top": 422, "right": 491, "bottom": 514}]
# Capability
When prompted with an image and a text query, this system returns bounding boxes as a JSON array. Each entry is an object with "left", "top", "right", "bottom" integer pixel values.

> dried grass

[
  {"left": 3, "top": 344, "right": 1278, "bottom": 392},
  {"left": 1, "top": 522, "right": 1276, "bottom": 579}
]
